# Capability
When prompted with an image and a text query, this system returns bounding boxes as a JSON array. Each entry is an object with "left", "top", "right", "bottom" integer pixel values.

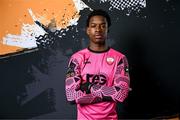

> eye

[
  {"left": 101, "top": 25, "right": 105, "bottom": 28},
  {"left": 90, "top": 24, "right": 96, "bottom": 28},
  {"left": 101, "top": 24, "right": 106, "bottom": 29}
]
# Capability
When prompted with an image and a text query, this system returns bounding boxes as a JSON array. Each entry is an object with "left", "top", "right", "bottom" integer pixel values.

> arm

[
  {"left": 65, "top": 56, "right": 104, "bottom": 105},
  {"left": 65, "top": 57, "right": 82, "bottom": 104},
  {"left": 90, "top": 55, "right": 130, "bottom": 102},
  {"left": 65, "top": 56, "right": 130, "bottom": 105}
]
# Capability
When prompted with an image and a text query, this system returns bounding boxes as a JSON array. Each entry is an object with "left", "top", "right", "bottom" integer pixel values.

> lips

[{"left": 95, "top": 34, "right": 103, "bottom": 39}]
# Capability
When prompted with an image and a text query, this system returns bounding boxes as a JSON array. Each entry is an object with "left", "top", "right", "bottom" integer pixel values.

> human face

[{"left": 86, "top": 15, "right": 108, "bottom": 45}]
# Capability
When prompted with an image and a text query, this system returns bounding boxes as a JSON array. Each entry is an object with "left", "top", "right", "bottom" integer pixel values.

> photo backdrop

[{"left": 0, "top": 0, "right": 179, "bottom": 119}]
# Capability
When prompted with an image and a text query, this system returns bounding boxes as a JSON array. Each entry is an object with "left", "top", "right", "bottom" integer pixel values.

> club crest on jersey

[{"left": 106, "top": 57, "right": 115, "bottom": 65}]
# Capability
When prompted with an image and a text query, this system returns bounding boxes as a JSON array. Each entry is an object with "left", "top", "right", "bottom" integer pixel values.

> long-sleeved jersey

[{"left": 65, "top": 47, "right": 130, "bottom": 120}]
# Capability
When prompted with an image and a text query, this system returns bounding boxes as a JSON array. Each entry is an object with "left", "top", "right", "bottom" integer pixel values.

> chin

[{"left": 95, "top": 39, "right": 105, "bottom": 44}]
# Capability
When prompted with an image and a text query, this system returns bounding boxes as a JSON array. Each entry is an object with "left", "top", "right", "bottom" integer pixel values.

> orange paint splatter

[{"left": 0, "top": 0, "right": 79, "bottom": 56}]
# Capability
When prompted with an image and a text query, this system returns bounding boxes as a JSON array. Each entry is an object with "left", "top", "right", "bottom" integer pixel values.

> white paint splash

[
  {"left": 2, "top": 1, "right": 91, "bottom": 49},
  {"left": 72, "top": 0, "right": 91, "bottom": 12},
  {"left": 67, "top": 0, "right": 92, "bottom": 27},
  {"left": 28, "top": 8, "right": 38, "bottom": 21},
  {"left": 3, "top": 23, "right": 46, "bottom": 48},
  {"left": 68, "top": 17, "right": 79, "bottom": 26}
]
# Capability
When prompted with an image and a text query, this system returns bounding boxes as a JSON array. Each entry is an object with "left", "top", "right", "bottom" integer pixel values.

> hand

[{"left": 80, "top": 82, "right": 95, "bottom": 94}]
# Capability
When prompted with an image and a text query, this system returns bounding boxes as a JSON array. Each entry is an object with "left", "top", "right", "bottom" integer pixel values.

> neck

[{"left": 88, "top": 43, "right": 108, "bottom": 52}]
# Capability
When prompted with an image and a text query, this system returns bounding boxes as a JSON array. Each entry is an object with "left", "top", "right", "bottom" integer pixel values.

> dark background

[{"left": 0, "top": 0, "right": 179, "bottom": 119}]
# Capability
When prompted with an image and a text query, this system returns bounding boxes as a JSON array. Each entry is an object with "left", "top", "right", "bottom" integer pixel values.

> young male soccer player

[{"left": 65, "top": 9, "right": 130, "bottom": 120}]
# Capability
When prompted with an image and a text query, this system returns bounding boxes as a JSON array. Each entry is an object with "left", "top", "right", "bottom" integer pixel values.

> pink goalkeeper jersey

[{"left": 65, "top": 47, "right": 130, "bottom": 120}]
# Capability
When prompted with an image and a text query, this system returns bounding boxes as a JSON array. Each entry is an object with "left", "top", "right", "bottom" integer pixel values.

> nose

[{"left": 95, "top": 25, "right": 101, "bottom": 32}]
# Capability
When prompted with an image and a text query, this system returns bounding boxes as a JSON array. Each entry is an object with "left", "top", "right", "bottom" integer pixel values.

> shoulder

[
  {"left": 70, "top": 48, "right": 88, "bottom": 63},
  {"left": 71, "top": 48, "right": 88, "bottom": 58},
  {"left": 109, "top": 48, "right": 125, "bottom": 58},
  {"left": 109, "top": 48, "right": 129, "bottom": 66}
]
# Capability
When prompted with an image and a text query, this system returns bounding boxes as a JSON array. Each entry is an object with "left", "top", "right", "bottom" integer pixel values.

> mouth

[{"left": 95, "top": 34, "right": 103, "bottom": 39}]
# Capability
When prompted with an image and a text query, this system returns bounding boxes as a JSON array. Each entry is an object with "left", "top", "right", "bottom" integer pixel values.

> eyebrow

[{"left": 90, "top": 22, "right": 106, "bottom": 24}]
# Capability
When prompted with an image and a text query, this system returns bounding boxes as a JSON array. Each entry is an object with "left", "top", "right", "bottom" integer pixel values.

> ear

[{"left": 86, "top": 27, "right": 90, "bottom": 35}]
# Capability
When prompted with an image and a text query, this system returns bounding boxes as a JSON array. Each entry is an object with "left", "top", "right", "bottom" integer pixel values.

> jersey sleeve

[
  {"left": 111, "top": 55, "right": 130, "bottom": 102},
  {"left": 91, "top": 55, "right": 130, "bottom": 102},
  {"left": 65, "top": 55, "right": 103, "bottom": 105},
  {"left": 65, "top": 55, "right": 83, "bottom": 104}
]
